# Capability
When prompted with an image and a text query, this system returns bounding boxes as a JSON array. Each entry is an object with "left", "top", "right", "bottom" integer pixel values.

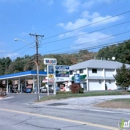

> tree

[{"left": 114, "top": 64, "right": 130, "bottom": 90}]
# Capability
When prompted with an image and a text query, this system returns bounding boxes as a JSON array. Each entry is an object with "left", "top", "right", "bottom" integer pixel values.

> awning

[{"left": 72, "top": 75, "right": 87, "bottom": 81}]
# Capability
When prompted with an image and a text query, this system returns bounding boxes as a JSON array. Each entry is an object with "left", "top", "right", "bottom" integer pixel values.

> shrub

[
  {"left": 79, "top": 88, "right": 84, "bottom": 93},
  {"left": 70, "top": 83, "right": 81, "bottom": 93}
]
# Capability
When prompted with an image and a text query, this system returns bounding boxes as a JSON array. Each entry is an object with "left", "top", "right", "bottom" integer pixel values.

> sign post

[{"left": 44, "top": 58, "right": 57, "bottom": 95}]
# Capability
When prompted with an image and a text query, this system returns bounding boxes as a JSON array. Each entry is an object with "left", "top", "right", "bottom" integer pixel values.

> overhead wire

[
  {"left": 41, "top": 20, "right": 130, "bottom": 45},
  {"left": 5, "top": 1, "right": 130, "bottom": 57},
  {"left": 57, "top": 39, "right": 128, "bottom": 54},
  {"left": 42, "top": 30, "right": 130, "bottom": 54},
  {"left": 41, "top": 0, "right": 120, "bottom": 31},
  {"left": 42, "top": 10, "right": 130, "bottom": 40}
]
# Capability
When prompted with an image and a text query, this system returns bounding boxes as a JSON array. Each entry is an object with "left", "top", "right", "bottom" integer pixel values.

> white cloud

[
  {"left": 71, "top": 31, "right": 113, "bottom": 49},
  {"left": 62, "top": 0, "right": 113, "bottom": 13},
  {"left": 63, "top": 0, "right": 80, "bottom": 13},
  {"left": 58, "top": 18, "right": 90, "bottom": 30},
  {"left": 58, "top": 11, "right": 121, "bottom": 31},
  {"left": 91, "top": 15, "right": 121, "bottom": 26},
  {"left": 6, "top": 53, "right": 19, "bottom": 59}
]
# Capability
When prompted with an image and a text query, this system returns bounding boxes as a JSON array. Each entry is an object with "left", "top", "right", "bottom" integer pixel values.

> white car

[{"left": 40, "top": 87, "right": 47, "bottom": 93}]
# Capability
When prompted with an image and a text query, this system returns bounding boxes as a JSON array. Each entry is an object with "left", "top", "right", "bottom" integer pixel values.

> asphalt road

[{"left": 0, "top": 94, "right": 130, "bottom": 130}]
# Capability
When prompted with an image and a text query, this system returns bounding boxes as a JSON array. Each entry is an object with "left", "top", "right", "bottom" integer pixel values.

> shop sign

[
  {"left": 44, "top": 58, "right": 57, "bottom": 65},
  {"left": 55, "top": 65, "right": 69, "bottom": 77}
]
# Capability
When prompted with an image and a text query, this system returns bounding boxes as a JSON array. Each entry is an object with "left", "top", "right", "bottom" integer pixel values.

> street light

[
  {"left": 14, "top": 38, "right": 35, "bottom": 48},
  {"left": 14, "top": 38, "right": 40, "bottom": 100}
]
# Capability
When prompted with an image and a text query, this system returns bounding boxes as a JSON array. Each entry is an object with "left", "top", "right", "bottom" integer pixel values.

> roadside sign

[
  {"left": 55, "top": 65, "right": 69, "bottom": 77},
  {"left": 44, "top": 58, "right": 57, "bottom": 65},
  {"left": 74, "top": 74, "right": 80, "bottom": 83},
  {"left": 48, "top": 74, "right": 54, "bottom": 79}
]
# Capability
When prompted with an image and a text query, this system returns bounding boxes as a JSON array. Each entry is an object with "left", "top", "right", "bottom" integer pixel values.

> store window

[
  {"left": 92, "top": 69, "right": 97, "bottom": 73},
  {"left": 79, "top": 69, "right": 84, "bottom": 73},
  {"left": 70, "top": 71, "right": 73, "bottom": 75}
]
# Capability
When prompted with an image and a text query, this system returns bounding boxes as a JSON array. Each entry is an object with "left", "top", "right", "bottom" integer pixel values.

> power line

[
  {"left": 41, "top": 0, "right": 120, "bottom": 32},
  {"left": 42, "top": 30, "right": 130, "bottom": 54},
  {"left": 58, "top": 39, "right": 127, "bottom": 54},
  {"left": 4, "top": 8, "right": 130, "bottom": 56},
  {"left": 43, "top": 10, "right": 130, "bottom": 40},
  {"left": 42, "top": 20, "right": 130, "bottom": 45},
  {"left": 0, "top": 42, "right": 35, "bottom": 54},
  {"left": 2, "top": 6, "right": 129, "bottom": 57}
]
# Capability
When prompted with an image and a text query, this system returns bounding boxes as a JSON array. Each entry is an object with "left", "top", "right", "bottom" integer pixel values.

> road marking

[{"left": 0, "top": 108, "right": 119, "bottom": 130}]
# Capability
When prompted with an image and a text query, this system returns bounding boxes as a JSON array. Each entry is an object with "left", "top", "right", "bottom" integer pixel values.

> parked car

[
  {"left": 25, "top": 88, "right": 32, "bottom": 93},
  {"left": 40, "top": 87, "right": 47, "bottom": 93},
  {"left": 40, "top": 86, "right": 54, "bottom": 93}
]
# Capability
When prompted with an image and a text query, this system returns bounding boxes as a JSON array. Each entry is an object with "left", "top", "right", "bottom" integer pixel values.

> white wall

[
  {"left": 88, "top": 80, "right": 104, "bottom": 90},
  {"left": 88, "top": 68, "right": 103, "bottom": 77},
  {"left": 105, "top": 69, "right": 116, "bottom": 77},
  {"left": 105, "top": 80, "right": 116, "bottom": 90}
]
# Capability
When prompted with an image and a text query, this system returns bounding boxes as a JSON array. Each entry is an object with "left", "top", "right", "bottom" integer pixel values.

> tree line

[{"left": 0, "top": 39, "right": 130, "bottom": 76}]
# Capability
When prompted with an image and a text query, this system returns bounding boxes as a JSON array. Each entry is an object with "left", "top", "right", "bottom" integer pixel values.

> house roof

[
  {"left": 0, "top": 70, "right": 47, "bottom": 80},
  {"left": 70, "top": 59, "right": 130, "bottom": 70}
]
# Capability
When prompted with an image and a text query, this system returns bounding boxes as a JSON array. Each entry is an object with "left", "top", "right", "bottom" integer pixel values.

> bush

[
  {"left": 79, "top": 88, "right": 84, "bottom": 93},
  {"left": 70, "top": 83, "right": 81, "bottom": 93}
]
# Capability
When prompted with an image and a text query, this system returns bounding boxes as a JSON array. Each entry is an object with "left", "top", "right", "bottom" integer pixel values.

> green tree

[{"left": 114, "top": 64, "right": 130, "bottom": 90}]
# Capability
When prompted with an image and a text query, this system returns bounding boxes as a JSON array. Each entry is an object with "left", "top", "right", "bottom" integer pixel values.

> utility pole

[
  {"left": 29, "top": 33, "right": 44, "bottom": 64},
  {"left": 29, "top": 33, "right": 44, "bottom": 100}
]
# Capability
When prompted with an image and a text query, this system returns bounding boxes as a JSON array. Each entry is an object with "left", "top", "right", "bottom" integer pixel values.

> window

[
  {"left": 69, "top": 71, "right": 72, "bottom": 75},
  {"left": 79, "top": 69, "right": 84, "bottom": 73},
  {"left": 92, "top": 69, "right": 97, "bottom": 73},
  {"left": 108, "top": 80, "right": 111, "bottom": 84}
]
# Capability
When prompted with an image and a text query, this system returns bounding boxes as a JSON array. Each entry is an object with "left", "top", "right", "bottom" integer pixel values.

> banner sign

[
  {"left": 55, "top": 65, "right": 69, "bottom": 77},
  {"left": 44, "top": 58, "right": 57, "bottom": 65},
  {"left": 74, "top": 74, "right": 80, "bottom": 83}
]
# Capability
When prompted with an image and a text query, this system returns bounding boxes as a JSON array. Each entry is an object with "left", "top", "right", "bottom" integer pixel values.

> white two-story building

[{"left": 69, "top": 59, "right": 130, "bottom": 91}]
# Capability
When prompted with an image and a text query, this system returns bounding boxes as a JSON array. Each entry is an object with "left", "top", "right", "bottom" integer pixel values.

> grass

[
  {"left": 39, "top": 90, "right": 130, "bottom": 102},
  {"left": 95, "top": 98, "right": 130, "bottom": 109},
  {"left": 111, "top": 98, "right": 130, "bottom": 102}
]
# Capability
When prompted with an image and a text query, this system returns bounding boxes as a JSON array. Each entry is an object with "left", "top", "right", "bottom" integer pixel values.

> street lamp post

[{"left": 14, "top": 38, "right": 40, "bottom": 100}]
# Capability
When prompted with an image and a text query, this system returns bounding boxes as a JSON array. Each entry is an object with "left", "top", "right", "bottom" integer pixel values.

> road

[{"left": 0, "top": 94, "right": 129, "bottom": 130}]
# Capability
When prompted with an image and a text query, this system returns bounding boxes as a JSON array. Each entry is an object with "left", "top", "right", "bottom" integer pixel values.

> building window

[
  {"left": 99, "top": 80, "right": 101, "bottom": 84},
  {"left": 92, "top": 69, "right": 97, "bottom": 73},
  {"left": 108, "top": 80, "right": 111, "bottom": 84},
  {"left": 70, "top": 71, "right": 73, "bottom": 75},
  {"left": 79, "top": 69, "right": 84, "bottom": 73}
]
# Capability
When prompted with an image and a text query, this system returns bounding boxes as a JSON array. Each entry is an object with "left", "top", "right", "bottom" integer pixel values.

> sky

[{"left": 0, "top": 0, "right": 130, "bottom": 59}]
